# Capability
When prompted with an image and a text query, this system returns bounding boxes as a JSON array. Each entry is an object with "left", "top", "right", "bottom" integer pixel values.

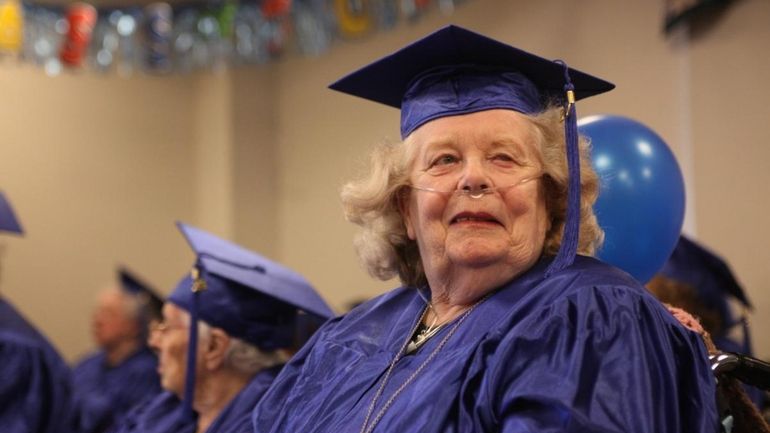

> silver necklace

[
  {"left": 406, "top": 321, "right": 445, "bottom": 354},
  {"left": 359, "top": 293, "right": 490, "bottom": 433},
  {"left": 406, "top": 298, "right": 444, "bottom": 354}
]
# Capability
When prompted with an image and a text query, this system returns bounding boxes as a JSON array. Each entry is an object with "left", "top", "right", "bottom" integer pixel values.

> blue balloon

[{"left": 578, "top": 115, "right": 685, "bottom": 283}]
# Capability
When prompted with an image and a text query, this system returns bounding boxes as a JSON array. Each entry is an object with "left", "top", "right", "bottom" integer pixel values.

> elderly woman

[
  {"left": 648, "top": 235, "right": 766, "bottom": 411},
  {"left": 113, "top": 223, "right": 333, "bottom": 433},
  {"left": 251, "top": 26, "right": 717, "bottom": 433},
  {"left": 648, "top": 235, "right": 754, "bottom": 356}
]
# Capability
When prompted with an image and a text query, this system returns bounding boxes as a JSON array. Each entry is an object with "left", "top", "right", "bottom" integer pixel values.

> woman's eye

[
  {"left": 430, "top": 154, "right": 459, "bottom": 167},
  {"left": 491, "top": 153, "right": 517, "bottom": 164}
]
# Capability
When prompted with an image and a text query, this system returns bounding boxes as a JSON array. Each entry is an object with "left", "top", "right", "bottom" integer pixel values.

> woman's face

[
  {"left": 92, "top": 290, "right": 139, "bottom": 350},
  {"left": 403, "top": 109, "right": 549, "bottom": 282},
  {"left": 150, "top": 303, "right": 192, "bottom": 398}
]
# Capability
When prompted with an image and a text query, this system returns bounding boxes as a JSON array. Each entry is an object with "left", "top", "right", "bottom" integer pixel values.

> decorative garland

[{"left": 0, "top": 0, "right": 467, "bottom": 76}]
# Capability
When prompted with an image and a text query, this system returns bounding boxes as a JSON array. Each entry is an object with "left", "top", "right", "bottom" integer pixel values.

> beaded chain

[{"left": 359, "top": 293, "right": 490, "bottom": 433}]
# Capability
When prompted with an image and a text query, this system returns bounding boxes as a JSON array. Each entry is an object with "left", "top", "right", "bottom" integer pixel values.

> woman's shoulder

[
  {"left": 342, "top": 286, "right": 416, "bottom": 317},
  {"left": 321, "top": 286, "right": 418, "bottom": 331},
  {"left": 307, "top": 286, "right": 422, "bottom": 351},
  {"left": 111, "top": 392, "right": 188, "bottom": 433},
  {"left": 492, "top": 255, "right": 678, "bottom": 336},
  {"left": 562, "top": 255, "right": 643, "bottom": 288},
  {"left": 540, "top": 255, "right": 659, "bottom": 306},
  {"left": 484, "top": 255, "right": 704, "bottom": 368}
]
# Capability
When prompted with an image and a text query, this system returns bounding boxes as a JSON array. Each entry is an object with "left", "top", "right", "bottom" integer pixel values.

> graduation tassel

[
  {"left": 180, "top": 265, "right": 207, "bottom": 422},
  {"left": 740, "top": 311, "right": 753, "bottom": 355},
  {"left": 546, "top": 61, "right": 580, "bottom": 278}
]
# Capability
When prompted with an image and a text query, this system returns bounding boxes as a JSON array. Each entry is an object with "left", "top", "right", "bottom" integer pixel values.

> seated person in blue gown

[
  {"left": 649, "top": 236, "right": 755, "bottom": 357},
  {"left": 0, "top": 190, "right": 74, "bottom": 433},
  {"left": 71, "top": 269, "right": 164, "bottom": 433},
  {"left": 666, "top": 305, "right": 770, "bottom": 433},
  {"left": 647, "top": 235, "right": 767, "bottom": 411},
  {"left": 250, "top": 26, "right": 719, "bottom": 433},
  {"left": 113, "top": 222, "right": 334, "bottom": 433}
]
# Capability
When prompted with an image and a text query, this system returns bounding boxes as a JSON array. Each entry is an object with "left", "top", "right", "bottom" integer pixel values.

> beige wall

[
  {"left": 689, "top": 0, "right": 770, "bottom": 354},
  {"left": 0, "top": 64, "right": 199, "bottom": 358},
  {"left": 1, "top": 0, "right": 768, "bottom": 361},
  {"left": 0, "top": 64, "right": 279, "bottom": 360}
]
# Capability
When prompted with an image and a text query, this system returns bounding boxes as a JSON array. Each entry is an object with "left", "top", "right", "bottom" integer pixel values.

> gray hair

[
  {"left": 223, "top": 338, "right": 289, "bottom": 376},
  {"left": 193, "top": 319, "right": 288, "bottom": 376}
]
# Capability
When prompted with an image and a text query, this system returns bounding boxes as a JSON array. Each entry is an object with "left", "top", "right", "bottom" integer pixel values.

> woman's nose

[
  {"left": 458, "top": 158, "right": 491, "bottom": 194},
  {"left": 148, "top": 322, "right": 162, "bottom": 349}
]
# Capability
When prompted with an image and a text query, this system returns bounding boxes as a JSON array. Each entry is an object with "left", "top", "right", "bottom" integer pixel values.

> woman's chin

[
  {"left": 446, "top": 245, "right": 509, "bottom": 269},
  {"left": 444, "top": 237, "right": 537, "bottom": 273}
]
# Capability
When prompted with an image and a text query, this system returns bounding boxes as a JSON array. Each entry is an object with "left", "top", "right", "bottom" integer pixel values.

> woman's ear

[
  {"left": 397, "top": 188, "right": 416, "bottom": 240},
  {"left": 202, "top": 329, "right": 230, "bottom": 371}
]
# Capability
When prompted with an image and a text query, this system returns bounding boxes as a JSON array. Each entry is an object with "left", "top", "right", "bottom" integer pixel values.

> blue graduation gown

[
  {"left": 0, "top": 297, "right": 74, "bottom": 433},
  {"left": 110, "top": 392, "right": 190, "bottom": 433},
  {"left": 113, "top": 365, "right": 282, "bottom": 433},
  {"left": 206, "top": 364, "right": 283, "bottom": 433},
  {"left": 71, "top": 346, "right": 161, "bottom": 433},
  {"left": 252, "top": 256, "right": 719, "bottom": 433}
]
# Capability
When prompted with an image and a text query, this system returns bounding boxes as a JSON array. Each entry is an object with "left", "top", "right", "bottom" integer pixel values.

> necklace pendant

[
  {"left": 360, "top": 294, "right": 492, "bottom": 433},
  {"left": 406, "top": 323, "right": 440, "bottom": 354}
]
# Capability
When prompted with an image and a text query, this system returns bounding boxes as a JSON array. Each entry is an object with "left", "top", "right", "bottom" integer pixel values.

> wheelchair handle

[{"left": 710, "top": 352, "right": 770, "bottom": 391}]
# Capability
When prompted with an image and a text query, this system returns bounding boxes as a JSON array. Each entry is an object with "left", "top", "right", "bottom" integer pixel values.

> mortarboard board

[
  {"left": 0, "top": 191, "right": 24, "bottom": 235},
  {"left": 660, "top": 235, "right": 752, "bottom": 327},
  {"left": 329, "top": 25, "right": 614, "bottom": 277},
  {"left": 118, "top": 266, "right": 164, "bottom": 323},
  {"left": 169, "top": 221, "right": 334, "bottom": 421}
]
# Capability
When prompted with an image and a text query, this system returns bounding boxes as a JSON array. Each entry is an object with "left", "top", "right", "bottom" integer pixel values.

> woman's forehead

[
  {"left": 407, "top": 110, "right": 539, "bottom": 151},
  {"left": 162, "top": 303, "right": 187, "bottom": 322}
]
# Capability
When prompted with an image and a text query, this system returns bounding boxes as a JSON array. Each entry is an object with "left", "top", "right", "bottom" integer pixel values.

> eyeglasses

[{"left": 150, "top": 321, "right": 188, "bottom": 334}]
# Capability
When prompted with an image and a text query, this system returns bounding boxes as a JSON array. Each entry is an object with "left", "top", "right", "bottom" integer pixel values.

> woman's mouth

[{"left": 451, "top": 212, "right": 501, "bottom": 226}]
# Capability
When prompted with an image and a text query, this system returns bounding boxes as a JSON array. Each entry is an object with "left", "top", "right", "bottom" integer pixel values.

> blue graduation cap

[
  {"left": 118, "top": 267, "right": 164, "bottom": 323},
  {"left": 658, "top": 235, "right": 756, "bottom": 359},
  {"left": 0, "top": 191, "right": 24, "bottom": 235},
  {"left": 660, "top": 235, "right": 752, "bottom": 330},
  {"left": 169, "top": 222, "right": 334, "bottom": 420},
  {"left": 329, "top": 25, "right": 614, "bottom": 276}
]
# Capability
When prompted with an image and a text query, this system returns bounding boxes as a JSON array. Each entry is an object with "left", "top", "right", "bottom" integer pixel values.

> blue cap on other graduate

[
  {"left": 0, "top": 191, "right": 23, "bottom": 235},
  {"left": 118, "top": 267, "right": 164, "bottom": 323},
  {"left": 169, "top": 222, "right": 334, "bottom": 350},
  {"left": 170, "top": 222, "right": 334, "bottom": 421},
  {"left": 330, "top": 25, "right": 614, "bottom": 276},
  {"left": 660, "top": 235, "right": 751, "bottom": 324}
]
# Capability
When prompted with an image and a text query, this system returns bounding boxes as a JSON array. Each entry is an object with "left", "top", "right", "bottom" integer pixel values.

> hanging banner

[
  {"left": 0, "top": 0, "right": 23, "bottom": 53},
  {"left": 335, "top": 0, "right": 372, "bottom": 39}
]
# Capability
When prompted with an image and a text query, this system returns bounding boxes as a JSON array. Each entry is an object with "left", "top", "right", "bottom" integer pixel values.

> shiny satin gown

[
  {"left": 252, "top": 256, "right": 718, "bottom": 433},
  {"left": 113, "top": 364, "right": 283, "bottom": 433},
  {"left": 71, "top": 347, "right": 162, "bottom": 433},
  {"left": 0, "top": 297, "right": 74, "bottom": 433}
]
